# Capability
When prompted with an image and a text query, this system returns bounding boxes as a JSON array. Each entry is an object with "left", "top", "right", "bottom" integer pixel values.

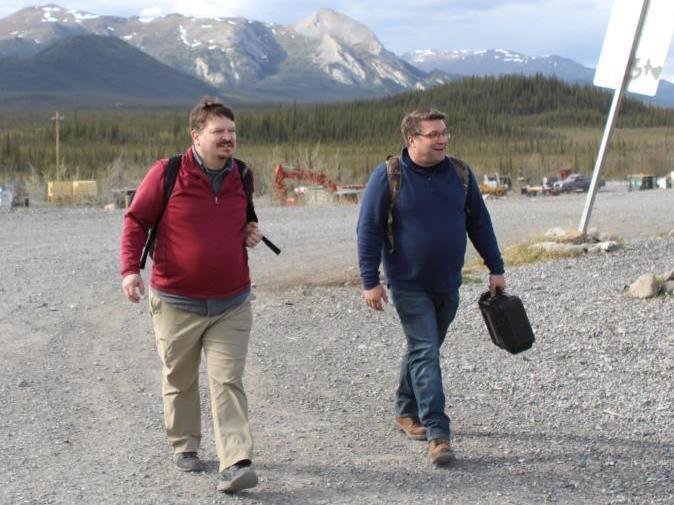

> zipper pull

[{"left": 215, "top": 196, "right": 219, "bottom": 204}]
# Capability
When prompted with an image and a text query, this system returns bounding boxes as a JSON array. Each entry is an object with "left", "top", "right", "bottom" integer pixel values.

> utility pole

[{"left": 51, "top": 111, "right": 64, "bottom": 180}]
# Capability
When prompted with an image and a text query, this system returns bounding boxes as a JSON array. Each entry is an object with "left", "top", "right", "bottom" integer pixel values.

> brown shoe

[
  {"left": 428, "top": 438, "right": 455, "bottom": 466},
  {"left": 394, "top": 416, "right": 427, "bottom": 441}
]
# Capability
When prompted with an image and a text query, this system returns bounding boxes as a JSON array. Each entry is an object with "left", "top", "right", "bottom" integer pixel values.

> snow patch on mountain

[
  {"left": 42, "top": 14, "right": 58, "bottom": 23},
  {"left": 68, "top": 9, "right": 98, "bottom": 21},
  {"left": 178, "top": 25, "right": 202, "bottom": 48},
  {"left": 179, "top": 25, "right": 188, "bottom": 45},
  {"left": 194, "top": 56, "right": 225, "bottom": 84}
]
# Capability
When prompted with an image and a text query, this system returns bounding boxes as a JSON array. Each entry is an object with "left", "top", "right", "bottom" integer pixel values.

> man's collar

[
  {"left": 401, "top": 147, "right": 446, "bottom": 172},
  {"left": 191, "top": 145, "right": 231, "bottom": 172}
]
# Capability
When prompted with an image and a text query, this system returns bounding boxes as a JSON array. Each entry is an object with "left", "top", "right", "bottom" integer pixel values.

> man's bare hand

[
  {"left": 245, "top": 222, "right": 263, "bottom": 248},
  {"left": 122, "top": 273, "right": 145, "bottom": 303},
  {"left": 489, "top": 274, "right": 506, "bottom": 296},
  {"left": 363, "top": 284, "right": 389, "bottom": 311}
]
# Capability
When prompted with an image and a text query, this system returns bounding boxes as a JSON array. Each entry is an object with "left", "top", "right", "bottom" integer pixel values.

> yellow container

[
  {"left": 48, "top": 180, "right": 98, "bottom": 204},
  {"left": 73, "top": 180, "right": 98, "bottom": 202},
  {"left": 47, "top": 181, "right": 73, "bottom": 203}
]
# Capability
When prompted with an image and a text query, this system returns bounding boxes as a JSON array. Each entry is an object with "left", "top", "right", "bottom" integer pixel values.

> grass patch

[
  {"left": 652, "top": 275, "right": 674, "bottom": 299},
  {"left": 465, "top": 235, "right": 587, "bottom": 271},
  {"left": 502, "top": 240, "right": 585, "bottom": 267}
]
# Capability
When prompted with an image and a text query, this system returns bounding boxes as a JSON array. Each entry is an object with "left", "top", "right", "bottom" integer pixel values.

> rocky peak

[
  {"left": 293, "top": 8, "right": 382, "bottom": 55},
  {"left": 0, "top": 4, "right": 435, "bottom": 101}
]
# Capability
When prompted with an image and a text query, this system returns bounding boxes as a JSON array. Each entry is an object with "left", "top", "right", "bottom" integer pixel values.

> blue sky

[{"left": 2, "top": 1, "right": 674, "bottom": 80}]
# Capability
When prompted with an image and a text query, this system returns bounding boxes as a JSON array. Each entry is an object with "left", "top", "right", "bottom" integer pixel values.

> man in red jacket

[{"left": 120, "top": 97, "right": 262, "bottom": 493}]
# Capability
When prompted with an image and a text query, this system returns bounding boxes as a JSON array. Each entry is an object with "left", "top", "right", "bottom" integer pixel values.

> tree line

[{"left": 1, "top": 74, "right": 672, "bottom": 188}]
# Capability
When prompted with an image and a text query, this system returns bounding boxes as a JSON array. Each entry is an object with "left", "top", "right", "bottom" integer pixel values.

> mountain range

[
  {"left": 0, "top": 4, "right": 672, "bottom": 107},
  {"left": 0, "top": 34, "right": 218, "bottom": 107},
  {"left": 402, "top": 49, "right": 596, "bottom": 83}
]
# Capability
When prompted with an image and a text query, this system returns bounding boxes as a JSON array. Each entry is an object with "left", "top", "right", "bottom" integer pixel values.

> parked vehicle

[
  {"left": 520, "top": 174, "right": 560, "bottom": 197},
  {"left": 626, "top": 174, "right": 656, "bottom": 191},
  {"left": 552, "top": 173, "right": 604, "bottom": 193},
  {"left": 0, "top": 186, "right": 14, "bottom": 208},
  {"left": 480, "top": 174, "right": 511, "bottom": 196},
  {"left": 0, "top": 183, "right": 29, "bottom": 208}
]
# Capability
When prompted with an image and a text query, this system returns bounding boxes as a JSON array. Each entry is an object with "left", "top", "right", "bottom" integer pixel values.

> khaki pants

[{"left": 149, "top": 291, "right": 253, "bottom": 472}]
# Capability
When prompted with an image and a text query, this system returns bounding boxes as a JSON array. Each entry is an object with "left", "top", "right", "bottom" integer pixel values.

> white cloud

[
  {"left": 138, "top": 6, "right": 163, "bottom": 19},
  {"left": 348, "top": 0, "right": 612, "bottom": 63}
]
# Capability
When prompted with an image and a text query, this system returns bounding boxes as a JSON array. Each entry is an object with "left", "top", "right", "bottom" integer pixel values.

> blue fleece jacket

[{"left": 357, "top": 149, "right": 504, "bottom": 292}]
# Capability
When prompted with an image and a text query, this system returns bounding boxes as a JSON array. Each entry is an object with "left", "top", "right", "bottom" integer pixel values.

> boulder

[
  {"left": 586, "top": 227, "right": 601, "bottom": 243},
  {"left": 530, "top": 242, "right": 586, "bottom": 254},
  {"left": 587, "top": 241, "right": 620, "bottom": 254},
  {"left": 599, "top": 241, "right": 620, "bottom": 252},
  {"left": 543, "top": 227, "right": 590, "bottom": 244},
  {"left": 628, "top": 274, "right": 659, "bottom": 299},
  {"left": 586, "top": 244, "right": 602, "bottom": 254},
  {"left": 559, "top": 230, "right": 586, "bottom": 244}
]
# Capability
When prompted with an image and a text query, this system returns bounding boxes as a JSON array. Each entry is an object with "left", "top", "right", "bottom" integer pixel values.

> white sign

[{"left": 594, "top": 0, "right": 674, "bottom": 97}]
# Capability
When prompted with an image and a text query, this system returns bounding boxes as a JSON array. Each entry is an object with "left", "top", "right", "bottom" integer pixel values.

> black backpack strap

[
  {"left": 235, "top": 158, "right": 258, "bottom": 223},
  {"left": 385, "top": 155, "right": 401, "bottom": 253},
  {"left": 448, "top": 155, "right": 472, "bottom": 216},
  {"left": 139, "top": 154, "right": 182, "bottom": 269},
  {"left": 384, "top": 155, "right": 473, "bottom": 256},
  {"left": 448, "top": 156, "right": 470, "bottom": 191}
]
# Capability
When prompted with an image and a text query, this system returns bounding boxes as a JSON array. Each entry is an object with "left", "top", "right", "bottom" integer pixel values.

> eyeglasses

[
  {"left": 415, "top": 130, "right": 450, "bottom": 140},
  {"left": 210, "top": 127, "right": 237, "bottom": 136}
]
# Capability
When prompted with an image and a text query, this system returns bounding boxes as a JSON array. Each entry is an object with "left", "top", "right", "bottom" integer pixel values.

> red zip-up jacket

[{"left": 120, "top": 147, "right": 251, "bottom": 299}]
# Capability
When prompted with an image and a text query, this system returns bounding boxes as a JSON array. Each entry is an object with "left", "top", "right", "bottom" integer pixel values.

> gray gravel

[
  {"left": 246, "top": 183, "right": 674, "bottom": 288},
  {"left": 0, "top": 185, "right": 672, "bottom": 504}
]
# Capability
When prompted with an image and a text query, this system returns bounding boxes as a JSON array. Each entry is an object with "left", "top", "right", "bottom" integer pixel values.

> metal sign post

[
  {"left": 579, "top": 0, "right": 650, "bottom": 235},
  {"left": 579, "top": 0, "right": 674, "bottom": 234}
]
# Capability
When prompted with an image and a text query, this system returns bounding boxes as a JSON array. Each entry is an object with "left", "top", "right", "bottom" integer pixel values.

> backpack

[
  {"left": 385, "top": 155, "right": 471, "bottom": 253},
  {"left": 139, "top": 154, "right": 257, "bottom": 269}
]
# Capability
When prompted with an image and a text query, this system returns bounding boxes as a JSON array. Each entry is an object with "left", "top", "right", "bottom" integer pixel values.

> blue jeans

[{"left": 390, "top": 287, "right": 459, "bottom": 441}]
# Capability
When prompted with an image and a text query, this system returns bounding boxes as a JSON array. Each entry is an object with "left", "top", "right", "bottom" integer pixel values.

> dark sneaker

[
  {"left": 394, "top": 416, "right": 427, "bottom": 441},
  {"left": 173, "top": 452, "right": 203, "bottom": 472},
  {"left": 428, "top": 438, "right": 455, "bottom": 466},
  {"left": 217, "top": 460, "right": 258, "bottom": 493}
]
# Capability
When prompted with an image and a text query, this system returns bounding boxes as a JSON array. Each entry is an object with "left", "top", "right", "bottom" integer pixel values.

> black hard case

[{"left": 478, "top": 291, "right": 535, "bottom": 354}]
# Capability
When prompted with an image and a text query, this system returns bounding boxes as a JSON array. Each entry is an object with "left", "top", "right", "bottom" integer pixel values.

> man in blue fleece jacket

[{"left": 357, "top": 108, "right": 506, "bottom": 466}]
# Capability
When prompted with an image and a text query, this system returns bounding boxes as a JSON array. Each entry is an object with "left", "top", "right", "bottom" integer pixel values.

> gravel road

[
  {"left": 246, "top": 183, "right": 674, "bottom": 288},
  {"left": 0, "top": 186, "right": 672, "bottom": 504}
]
